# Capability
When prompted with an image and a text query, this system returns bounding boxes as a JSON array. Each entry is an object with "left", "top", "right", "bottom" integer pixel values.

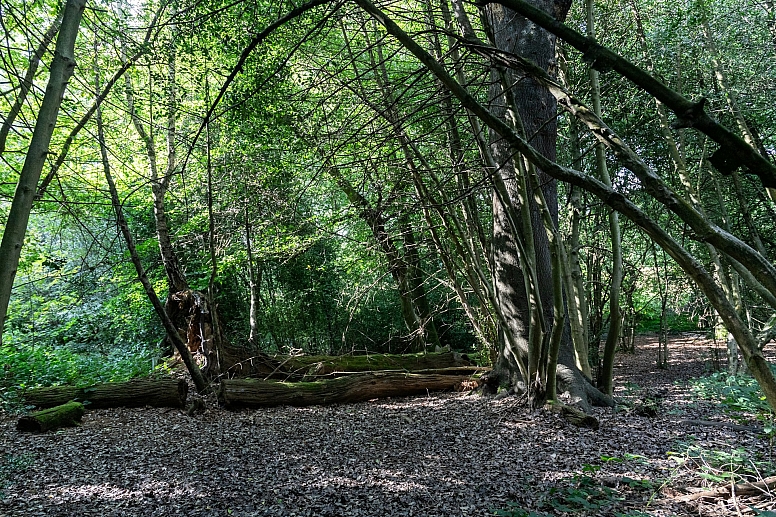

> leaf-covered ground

[{"left": 1, "top": 334, "right": 773, "bottom": 516}]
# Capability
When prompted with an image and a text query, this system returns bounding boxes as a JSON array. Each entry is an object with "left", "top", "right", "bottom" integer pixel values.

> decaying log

[
  {"left": 219, "top": 372, "right": 478, "bottom": 408},
  {"left": 219, "top": 351, "right": 475, "bottom": 380},
  {"left": 23, "top": 377, "right": 188, "bottom": 409},
  {"left": 283, "top": 352, "right": 473, "bottom": 376},
  {"left": 17, "top": 401, "right": 85, "bottom": 432},
  {"left": 678, "top": 475, "right": 776, "bottom": 501}
]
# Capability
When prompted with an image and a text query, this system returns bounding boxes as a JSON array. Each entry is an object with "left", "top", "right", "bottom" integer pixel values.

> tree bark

[
  {"left": 123, "top": 53, "right": 188, "bottom": 295},
  {"left": 557, "top": 50, "right": 592, "bottom": 377},
  {"left": 99, "top": 122, "right": 208, "bottom": 392},
  {"left": 586, "top": 0, "right": 622, "bottom": 396},
  {"left": 22, "top": 378, "right": 188, "bottom": 409},
  {"left": 17, "top": 402, "right": 85, "bottom": 433},
  {"left": 484, "top": 0, "right": 598, "bottom": 406},
  {"left": 0, "top": 0, "right": 85, "bottom": 347},
  {"left": 282, "top": 351, "right": 474, "bottom": 377},
  {"left": 219, "top": 372, "right": 477, "bottom": 408},
  {"left": 216, "top": 349, "right": 474, "bottom": 379},
  {"left": 356, "top": 0, "right": 613, "bottom": 411}
]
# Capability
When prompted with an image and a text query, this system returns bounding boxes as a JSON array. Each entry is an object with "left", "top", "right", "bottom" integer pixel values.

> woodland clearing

[{"left": 0, "top": 334, "right": 773, "bottom": 517}]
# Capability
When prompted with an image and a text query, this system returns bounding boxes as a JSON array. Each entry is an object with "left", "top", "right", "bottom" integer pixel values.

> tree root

[{"left": 545, "top": 400, "right": 599, "bottom": 430}]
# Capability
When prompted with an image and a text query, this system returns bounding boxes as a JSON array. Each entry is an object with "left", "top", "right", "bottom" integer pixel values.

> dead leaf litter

[{"left": 0, "top": 334, "right": 773, "bottom": 516}]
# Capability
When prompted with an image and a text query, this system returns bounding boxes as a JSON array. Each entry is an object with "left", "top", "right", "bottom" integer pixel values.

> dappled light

[
  {"left": 2, "top": 337, "right": 774, "bottom": 515},
  {"left": 2, "top": 0, "right": 776, "bottom": 515}
]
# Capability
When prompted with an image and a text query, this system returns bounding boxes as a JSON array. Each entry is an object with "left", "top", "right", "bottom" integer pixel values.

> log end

[{"left": 17, "top": 401, "right": 85, "bottom": 433}]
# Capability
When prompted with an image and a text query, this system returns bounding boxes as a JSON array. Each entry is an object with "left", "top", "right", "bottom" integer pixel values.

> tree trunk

[
  {"left": 557, "top": 49, "right": 592, "bottom": 376},
  {"left": 123, "top": 49, "right": 188, "bottom": 295},
  {"left": 0, "top": 0, "right": 85, "bottom": 347},
  {"left": 17, "top": 402, "right": 85, "bottom": 433},
  {"left": 354, "top": 0, "right": 776, "bottom": 412},
  {"left": 22, "top": 378, "right": 188, "bottom": 409},
  {"left": 95, "top": 50, "right": 208, "bottom": 393},
  {"left": 219, "top": 372, "right": 477, "bottom": 408},
  {"left": 327, "top": 165, "right": 425, "bottom": 351},
  {"left": 586, "top": 0, "right": 623, "bottom": 396},
  {"left": 216, "top": 349, "right": 474, "bottom": 379},
  {"left": 485, "top": 0, "right": 601, "bottom": 406}
]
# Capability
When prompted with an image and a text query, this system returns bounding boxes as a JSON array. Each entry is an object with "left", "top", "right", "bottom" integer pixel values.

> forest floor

[{"left": 0, "top": 334, "right": 774, "bottom": 517}]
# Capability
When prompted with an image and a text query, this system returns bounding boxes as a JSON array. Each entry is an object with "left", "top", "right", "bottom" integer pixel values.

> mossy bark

[
  {"left": 17, "top": 401, "right": 85, "bottom": 432},
  {"left": 220, "top": 351, "right": 474, "bottom": 379},
  {"left": 219, "top": 372, "right": 478, "bottom": 408},
  {"left": 282, "top": 352, "right": 473, "bottom": 377},
  {"left": 23, "top": 377, "right": 187, "bottom": 409}
]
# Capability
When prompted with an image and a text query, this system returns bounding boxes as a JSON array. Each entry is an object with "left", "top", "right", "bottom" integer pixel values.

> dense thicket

[{"left": 2, "top": 0, "right": 776, "bottom": 410}]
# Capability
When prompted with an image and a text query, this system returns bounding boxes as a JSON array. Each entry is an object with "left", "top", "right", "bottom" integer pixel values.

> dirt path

[{"left": 0, "top": 334, "right": 772, "bottom": 516}]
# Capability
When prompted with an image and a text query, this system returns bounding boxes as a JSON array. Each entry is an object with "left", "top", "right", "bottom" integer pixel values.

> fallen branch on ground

[{"left": 678, "top": 475, "right": 776, "bottom": 501}]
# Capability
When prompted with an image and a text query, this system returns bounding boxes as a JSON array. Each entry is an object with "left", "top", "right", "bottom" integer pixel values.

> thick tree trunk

[
  {"left": 17, "top": 402, "right": 85, "bottom": 433},
  {"left": 485, "top": 0, "right": 603, "bottom": 407},
  {"left": 219, "top": 372, "right": 477, "bottom": 408},
  {"left": 22, "top": 378, "right": 188, "bottom": 409},
  {"left": 0, "top": 0, "right": 85, "bottom": 347},
  {"left": 355, "top": 0, "right": 776, "bottom": 412}
]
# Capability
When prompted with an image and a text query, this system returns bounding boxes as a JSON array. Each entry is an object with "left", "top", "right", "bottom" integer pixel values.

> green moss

[
  {"left": 285, "top": 351, "right": 461, "bottom": 374},
  {"left": 17, "top": 401, "right": 84, "bottom": 432}
]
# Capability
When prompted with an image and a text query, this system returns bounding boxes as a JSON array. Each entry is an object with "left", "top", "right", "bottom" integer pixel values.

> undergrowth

[
  {"left": 0, "top": 452, "right": 33, "bottom": 498},
  {"left": 0, "top": 342, "right": 167, "bottom": 411},
  {"left": 667, "top": 440, "right": 775, "bottom": 483},
  {"left": 493, "top": 456, "right": 658, "bottom": 516},
  {"left": 689, "top": 368, "right": 775, "bottom": 433}
]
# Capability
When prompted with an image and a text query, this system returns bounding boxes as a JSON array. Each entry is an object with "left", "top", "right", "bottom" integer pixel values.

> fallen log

[
  {"left": 222, "top": 351, "right": 476, "bottom": 380},
  {"left": 219, "top": 372, "right": 478, "bottom": 408},
  {"left": 17, "top": 401, "right": 85, "bottom": 432},
  {"left": 23, "top": 377, "right": 188, "bottom": 409}
]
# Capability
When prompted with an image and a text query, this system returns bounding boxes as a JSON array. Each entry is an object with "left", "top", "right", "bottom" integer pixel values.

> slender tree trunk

[
  {"left": 0, "top": 0, "right": 85, "bottom": 347},
  {"left": 557, "top": 48, "right": 592, "bottom": 378},
  {"left": 586, "top": 0, "right": 622, "bottom": 396},
  {"left": 124, "top": 51, "right": 188, "bottom": 294},
  {"left": 93, "top": 38, "right": 208, "bottom": 394},
  {"left": 402, "top": 222, "right": 442, "bottom": 349},
  {"left": 245, "top": 188, "right": 261, "bottom": 348},
  {"left": 204, "top": 78, "right": 223, "bottom": 373}
]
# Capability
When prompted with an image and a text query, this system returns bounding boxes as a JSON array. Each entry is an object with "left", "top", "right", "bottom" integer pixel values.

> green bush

[{"left": 689, "top": 369, "right": 773, "bottom": 417}]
